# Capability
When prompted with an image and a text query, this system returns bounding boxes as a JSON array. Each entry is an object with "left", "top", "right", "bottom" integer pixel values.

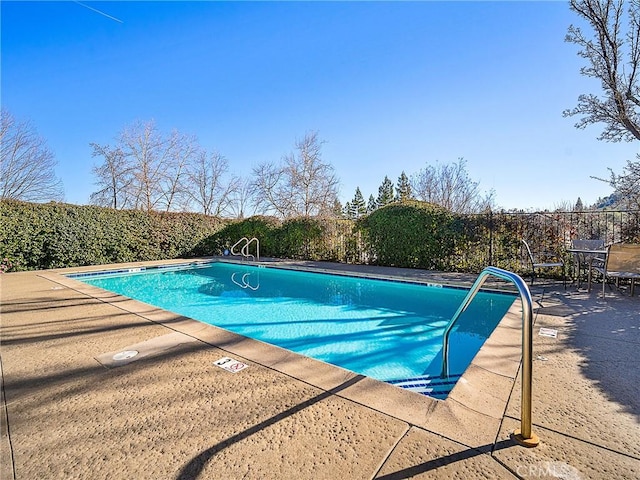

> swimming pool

[{"left": 73, "top": 261, "right": 515, "bottom": 399}]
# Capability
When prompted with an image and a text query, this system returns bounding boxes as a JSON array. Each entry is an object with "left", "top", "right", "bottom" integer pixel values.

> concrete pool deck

[{"left": 1, "top": 258, "right": 638, "bottom": 479}]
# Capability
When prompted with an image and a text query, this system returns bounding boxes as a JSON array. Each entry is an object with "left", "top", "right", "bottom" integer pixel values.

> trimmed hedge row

[
  {"left": 0, "top": 200, "right": 225, "bottom": 271},
  {"left": 0, "top": 200, "right": 524, "bottom": 274},
  {"left": 201, "top": 216, "right": 354, "bottom": 262},
  {"left": 204, "top": 203, "right": 493, "bottom": 271},
  {"left": 357, "top": 201, "right": 460, "bottom": 270},
  {"left": 6, "top": 200, "right": 632, "bottom": 277},
  {"left": 0, "top": 202, "right": 359, "bottom": 272}
]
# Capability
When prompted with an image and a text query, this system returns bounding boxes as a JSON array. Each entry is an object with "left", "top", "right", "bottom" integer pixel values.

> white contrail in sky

[{"left": 73, "top": 1, "right": 123, "bottom": 24}]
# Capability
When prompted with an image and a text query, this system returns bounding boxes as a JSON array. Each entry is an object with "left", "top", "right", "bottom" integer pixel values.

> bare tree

[
  {"left": 593, "top": 158, "right": 640, "bottom": 209},
  {"left": 158, "top": 130, "right": 200, "bottom": 212},
  {"left": 611, "top": 158, "right": 640, "bottom": 209},
  {"left": 566, "top": 0, "right": 640, "bottom": 208},
  {"left": 564, "top": 0, "right": 640, "bottom": 141},
  {"left": 252, "top": 161, "right": 290, "bottom": 217},
  {"left": 0, "top": 109, "right": 64, "bottom": 202},
  {"left": 90, "top": 120, "right": 200, "bottom": 212},
  {"left": 121, "top": 121, "right": 197, "bottom": 212},
  {"left": 226, "top": 177, "right": 256, "bottom": 219},
  {"left": 411, "top": 158, "right": 494, "bottom": 213},
  {"left": 227, "top": 177, "right": 258, "bottom": 219},
  {"left": 186, "top": 150, "right": 239, "bottom": 216},
  {"left": 89, "top": 143, "right": 133, "bottom": 209},
  {"left": 252, "top": 131, "right": 339, "bottom": 218},
  {"left": 552, "top": 199, "right": 576, "bottom": 212}
]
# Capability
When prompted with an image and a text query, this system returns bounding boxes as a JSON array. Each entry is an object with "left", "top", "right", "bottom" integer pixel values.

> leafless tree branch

[
  {"left": 0, "top": 109, "right": 64, "bottom": 202},
  {"left": 251, "top": 132, "right": 339, "bottom": 218},
  {"left": 411, "top": 158, "right": 494, "bottom": 213},
  {"left": 90, "top": 120, "right": 200, "bottom": 212},
  {"left": 565, "top": 0, "right": 640, "bottom": 141}
]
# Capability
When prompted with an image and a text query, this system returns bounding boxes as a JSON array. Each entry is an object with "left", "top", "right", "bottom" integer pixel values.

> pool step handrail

[
  {"left": 440, "top": 266, "right": 539, "bottom": 447},
  {"left": 231, "top": 237, "right": 260, "bottom": 261},
  {"left": 230, "top": 237, "right": 248, "bottom": 257},
  {"left": 243, "top": 237, "right": 260, "bottom": 261}
]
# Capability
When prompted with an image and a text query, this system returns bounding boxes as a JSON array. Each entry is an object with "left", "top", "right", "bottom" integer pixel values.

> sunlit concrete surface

[{"left": 1, "top": 258, "right": 638, "bottom": 479}]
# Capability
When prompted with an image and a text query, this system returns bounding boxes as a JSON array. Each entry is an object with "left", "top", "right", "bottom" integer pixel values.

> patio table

[{"left": 567, "top": 248, "right": 607, "bottom": 290}]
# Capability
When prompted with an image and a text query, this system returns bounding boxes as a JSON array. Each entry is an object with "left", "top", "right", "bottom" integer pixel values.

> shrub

[
  {"left": 273, "top": 218, "right": 325, "bottom": 259},
  {"left": 201, "top": 216, "right": 281, "bottom": 257},
  {"left": 4, "top": 199, "right": 637, "bottom": 278},
  {"left": 357, "top": 201, "right": 459, "bottom": 269},
  {"left": 0, "top": 200, "right": 224, "bottom": 271}
]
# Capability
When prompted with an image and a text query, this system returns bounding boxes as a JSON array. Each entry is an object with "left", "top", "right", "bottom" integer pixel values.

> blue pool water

[{"left": 75, "top": 262, "right": 515, "bottom": 398}]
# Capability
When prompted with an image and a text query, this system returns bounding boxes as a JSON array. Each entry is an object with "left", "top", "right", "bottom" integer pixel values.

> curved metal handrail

[
  {"left": 231, "top": 237, "right": 249, "bottom": 257},
  {"left": 230, "top": 237, "right": 260, "bottom": 261},
  {"left": 242, "top": 237, "right": 260, "bottom": 262},
  {"left": 441, "top": 266, "right": 539, "bottom": 447}
]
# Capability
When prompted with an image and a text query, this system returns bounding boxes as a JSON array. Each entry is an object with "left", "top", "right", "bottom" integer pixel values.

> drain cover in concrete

[
  {"left": 113, "top": 350, "right": 139, "bottom": 361},
  {"left": 95, "top": 332, "right": 199, "bottom": 368}
]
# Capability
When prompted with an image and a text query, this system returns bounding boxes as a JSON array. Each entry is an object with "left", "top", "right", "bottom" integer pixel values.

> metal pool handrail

[
  {"left": 243, "top": 237, "right": 260, "bottom": 262},
  {"left": 440, "top": 266, "right": 539, "bottom": 447},
  {"left": 230, "top": 237, "right": 260, "bottom": 261}
]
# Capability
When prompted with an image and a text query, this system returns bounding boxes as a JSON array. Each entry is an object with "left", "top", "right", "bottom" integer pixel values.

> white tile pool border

[{"left": 41, "top": 257, "right": 527, "bottom": 449}]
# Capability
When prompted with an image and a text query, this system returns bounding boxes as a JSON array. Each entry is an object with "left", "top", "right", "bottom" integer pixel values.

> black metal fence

[
  {"left": 316, "top": 210, "right": 640, "bottom": 277},
  {"left": 4, "top": 201, "right": 638, "bottom": 275},
  {"left": 472, "top": 210, "right": 640, "bottom": 276}
]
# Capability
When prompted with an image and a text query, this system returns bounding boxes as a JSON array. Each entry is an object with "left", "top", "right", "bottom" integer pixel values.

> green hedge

[
  {"left": 202, "top": 216, "right": 353, "bottom": 262},
  {"left": 4, "top": 199, "right": 633, "bottom": 277},
  {"left": 357, "top": 201, "right": 461, "bottom": 270},
  {"left": 0, "top": 200, "right": 517, "bottom": 274},
  {"left": 198, "top": 216, "right": 281, "bottom": 257},
  {"left": 0, "top": 200, "right": 225, "bottom": 271}
]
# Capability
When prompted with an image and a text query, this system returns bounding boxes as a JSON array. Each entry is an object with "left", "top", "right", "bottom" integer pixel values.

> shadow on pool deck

[{"left": 1, "top": 258, "right": 638, "bottom": 479}]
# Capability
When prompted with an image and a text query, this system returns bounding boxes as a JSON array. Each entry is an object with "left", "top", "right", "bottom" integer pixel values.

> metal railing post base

[{"left": 512, "top": 429, "right": 540, "bottom": 448}]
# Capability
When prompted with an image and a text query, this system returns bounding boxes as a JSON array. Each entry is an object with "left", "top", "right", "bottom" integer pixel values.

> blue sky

[{"left": 3, "top": 0, "right": 639, "bottom": 211}]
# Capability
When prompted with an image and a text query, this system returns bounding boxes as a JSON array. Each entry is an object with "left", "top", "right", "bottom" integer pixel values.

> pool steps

[{"left": 387, "top": 373, "right": 462, "bottom": 400}]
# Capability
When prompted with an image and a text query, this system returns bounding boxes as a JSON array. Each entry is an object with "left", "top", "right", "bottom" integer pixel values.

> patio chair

[
  {"left": 591, "top": 243, "right": 640, "bottom": 297},
  {"left": 522, "top": 239, "right": 566, "bottom": 287},
  {"left": 570, "top": 239, "right": 606, "bottom": 289}
]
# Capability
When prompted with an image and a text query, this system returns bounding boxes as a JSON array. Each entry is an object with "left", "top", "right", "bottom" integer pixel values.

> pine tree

[
  {"left": 574, "top": 197, "right": 584, "bottom": 211},
  {"left": 351, "top": 187, "right": 366, "bottom": 218},
  {"left": 367, "top": 194, "right": 377, "bottom": 214},
  {"left": 343, "top": 201, "right": 353, "bottom": 219},
  {"left": 396, "top": 171, "right": 412, "bottom": 202},
  {"left": 376, "top": 176, "right": 394, "bottom": 207}
]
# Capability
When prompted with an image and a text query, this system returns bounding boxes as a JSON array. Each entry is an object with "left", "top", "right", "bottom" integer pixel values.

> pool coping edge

[{"left": 39, "top": 257, "right": 525, "bottom": 449}]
